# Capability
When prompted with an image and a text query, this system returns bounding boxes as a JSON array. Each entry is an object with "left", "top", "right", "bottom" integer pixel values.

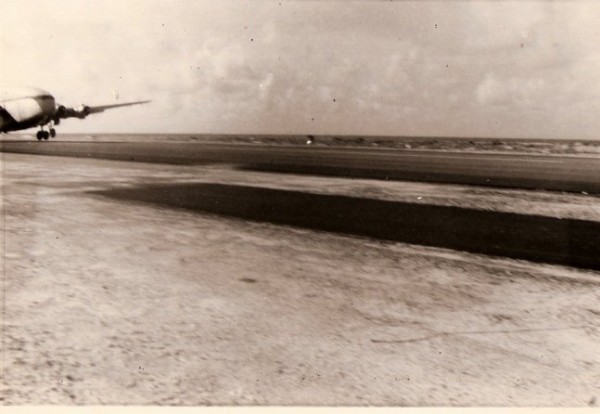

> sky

[{"left": 1, "top": 0, "right": 600, "bottom": 139}]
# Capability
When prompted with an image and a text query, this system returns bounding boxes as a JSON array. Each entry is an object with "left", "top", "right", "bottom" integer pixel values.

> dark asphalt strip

[
  {"left": 2, "top": 141, "right": 599, "bottom": 193},
  {"left": 90, "top": 183, "right": 600, "bottom": 271}
]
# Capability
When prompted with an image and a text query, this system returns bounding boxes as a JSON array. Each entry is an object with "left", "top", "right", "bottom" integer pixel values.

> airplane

[{"left": 0, "top": 86, "right": 150, "bottom": 140}]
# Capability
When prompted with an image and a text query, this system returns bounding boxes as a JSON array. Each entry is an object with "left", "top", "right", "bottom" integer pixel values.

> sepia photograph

[{"left": 1, "top": 0, "right": 599, "bottom": 408}]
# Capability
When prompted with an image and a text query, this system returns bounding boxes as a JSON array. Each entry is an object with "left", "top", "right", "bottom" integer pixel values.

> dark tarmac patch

[{"left": 89, "top": 183, "right": 600, "bottom": 271}]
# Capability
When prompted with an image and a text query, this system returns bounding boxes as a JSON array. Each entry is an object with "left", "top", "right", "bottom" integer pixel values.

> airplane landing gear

[
  {"left": 36, "top": 130, "right": 50, "bottom": 141},
  {"left": 36, "top": 124, "right": 55, "bottom": 141}
]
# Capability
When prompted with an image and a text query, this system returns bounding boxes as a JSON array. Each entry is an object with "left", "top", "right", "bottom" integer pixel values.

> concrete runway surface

[
  {"left": 1, "top": 138, "right": 600, "bottom": 193},
  {"left": 1, "top": 146, "right": 600, "bottom": 405}
]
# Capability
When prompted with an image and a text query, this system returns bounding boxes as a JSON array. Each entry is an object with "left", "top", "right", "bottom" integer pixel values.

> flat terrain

[{"left": 1, "top": 152, "right": 599, "bottom": 405}]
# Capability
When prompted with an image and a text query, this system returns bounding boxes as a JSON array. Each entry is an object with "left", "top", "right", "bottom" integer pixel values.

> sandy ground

[{"left": 1, "top": 153, "right": 599, "bottom": 405}]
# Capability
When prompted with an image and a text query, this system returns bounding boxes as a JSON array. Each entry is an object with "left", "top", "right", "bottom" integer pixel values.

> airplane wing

[
  {"left": 55, "top": 100, "right": 150, "bottom": 119},
  {"left": 86, "top": 100, "right": 151, "bottom": 114}
]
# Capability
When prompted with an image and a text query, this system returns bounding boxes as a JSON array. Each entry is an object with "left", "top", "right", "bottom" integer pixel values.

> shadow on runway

[{"left": 90, "top": 183, "right": 600, "bottom": 271}]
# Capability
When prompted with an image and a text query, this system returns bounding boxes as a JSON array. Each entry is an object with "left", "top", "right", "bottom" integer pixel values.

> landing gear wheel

[
  {"left": 36, "top": 131, "right": 43, "bottom": 141},
  {"left": 42, "top": 131, "right": 50, "bottom": 140},
  {"left": 49, "top": 128, "right": 56, "bottom": 138}
]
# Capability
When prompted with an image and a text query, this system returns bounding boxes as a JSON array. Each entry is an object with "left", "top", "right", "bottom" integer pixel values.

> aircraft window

[{"left": 37, "top": 95, "right": 54, "bottom": 100}]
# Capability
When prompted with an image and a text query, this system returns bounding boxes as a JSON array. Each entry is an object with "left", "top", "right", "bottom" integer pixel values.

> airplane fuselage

[{"left": 0, "top": 87, "right": 57, "bottom": 133}]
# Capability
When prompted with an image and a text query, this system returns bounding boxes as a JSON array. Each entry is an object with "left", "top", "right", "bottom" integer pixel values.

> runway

[{"left": 1, "top": 138, "right": 600, "bottom": 193}]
